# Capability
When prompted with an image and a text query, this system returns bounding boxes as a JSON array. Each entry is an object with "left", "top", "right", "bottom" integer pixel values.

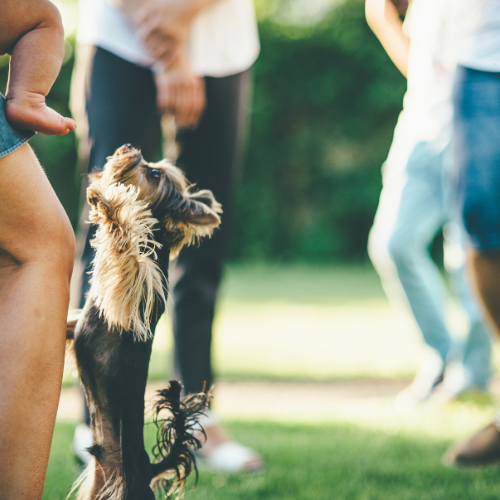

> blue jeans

[
  {"left": 454, "top": 66, "right": 500, "bottom": 252},
  {"left": 368, "top": 141, "right": 491, "bottom": 386},
  {"left": 0, "top": 94, "right": 33, "bottom": 158}
]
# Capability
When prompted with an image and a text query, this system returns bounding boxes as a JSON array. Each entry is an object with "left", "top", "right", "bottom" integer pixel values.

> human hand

[
  {"left": 136, "top": 0, "right": 193, "bottom": 65},
  {"left": 389, "top": 0, "right": 408, "bottom": 16},
  {"left": 365, "top": 0, "right": 401, "bottom": 24},
  {"left": 154, "top": 52, "right": 206, "bottom": 129}
]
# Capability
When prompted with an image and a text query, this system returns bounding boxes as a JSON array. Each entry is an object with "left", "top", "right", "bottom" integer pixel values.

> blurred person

[
  {"left": 366, "top": 0, "right": 492, "bottom": 409},
  {"left": 443, "top": 0, "right": 500, "bottom": 467},
  {"left": 0, "top": 0, "right": 76, "bottom": 497},
  {"left": 71, "top": 0, "right": 263, "bottom": 473}
]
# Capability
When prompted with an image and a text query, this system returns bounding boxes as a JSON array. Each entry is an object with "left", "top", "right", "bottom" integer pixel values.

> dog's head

[
  {"left": 85, "top": 145, "right": 222, "bottom": 340},
  {"left": 88, "top": 144, "right": 222, "bottom": 257}
]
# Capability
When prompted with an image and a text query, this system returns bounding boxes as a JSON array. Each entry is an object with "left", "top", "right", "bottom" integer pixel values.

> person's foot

[
  {"left": 429, "top": 363, "right": 489, "bottom": 406},
  {"left": 5, "top": 91, "right": 76, "bottom": 136},
  {"left": 443, "top": 422, "right": 500, "bottom": 467},
  {"left": 394, "top": 351, "right": 445, "bottom": 411},
  {"left": 194, "top": 410, "right": 264, "bottom": 474}
]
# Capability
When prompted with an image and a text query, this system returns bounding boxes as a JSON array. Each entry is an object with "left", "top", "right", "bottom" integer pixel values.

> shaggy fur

[{"left": 68, "top": 145, "right": 221, "bottom": 500}]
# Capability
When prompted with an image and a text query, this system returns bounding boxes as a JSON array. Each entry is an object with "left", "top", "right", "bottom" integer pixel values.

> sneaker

[
  {"left": 193, "top": 410, "right": 265, "bottom": 474},
  {"left": 443, "top": 422, "right": 500, "bottom": 467},
  {"left": 394, "top": 351, "right": 444, "bottom": 411},
  {"left": 73, "top": 423, "right": 93, "bottom": 465},
  {"left": 429, "top": 362, "right": 489, "bottom": 405}
]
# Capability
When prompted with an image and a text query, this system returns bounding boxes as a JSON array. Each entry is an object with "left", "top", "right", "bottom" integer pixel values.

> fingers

[
  {"left": 154, "top": 58, "right": 206, "bottom": 129},
  {"left": 174, "top": 77, "right": 206, "bottom": 129},
  {"left": 136, "top": 1, "right": 187, "bottom": 66}
]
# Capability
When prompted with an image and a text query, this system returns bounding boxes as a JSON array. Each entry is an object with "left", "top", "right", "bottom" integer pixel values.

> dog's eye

[{"left": 148, "top": 168, "right": 163, "bottom": 179}]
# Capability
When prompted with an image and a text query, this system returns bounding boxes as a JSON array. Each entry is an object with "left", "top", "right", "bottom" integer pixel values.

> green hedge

[
  {"left": 232, "top": 0, "right": 406, "bottom": 260},
  {"left": 0, "top": 0, "right": 406, "bottom": 262}
]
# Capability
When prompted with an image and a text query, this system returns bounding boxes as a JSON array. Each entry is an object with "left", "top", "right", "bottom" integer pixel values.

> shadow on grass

[{"left": 45, "top": 420, "right": 500, "bottom": 500}]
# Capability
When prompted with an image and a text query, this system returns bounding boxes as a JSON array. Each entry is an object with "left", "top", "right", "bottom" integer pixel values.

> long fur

[
  {"left": 67, "top": 458, "right": 95, "bottom": 500},
  {"left": 150, "top": 381, "right": 211, "bottom": 499},
  {"left": 69, "top": 145, "right": 217, "bottom": 500},
  {"left": 87, "top": 183, "right": 167, "bottom": 341}
]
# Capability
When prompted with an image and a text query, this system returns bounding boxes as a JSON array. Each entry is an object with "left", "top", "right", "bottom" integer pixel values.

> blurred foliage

[
  {"left": 0, "top": 0, "right": 406, "bottom": 261},
  {"left": 231, "top": 0, "right": 406, "bottom": 261}
]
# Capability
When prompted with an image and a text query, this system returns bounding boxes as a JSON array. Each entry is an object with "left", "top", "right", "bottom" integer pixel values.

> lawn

[
  {"left": 52, "top": 263, "right": 500, "bottom": 499},
  {"left": 146, "top": 263, "right": 499, "bottom": 381},
  {"left": 47, "top": 416, "right": 500, "bottom": 500}
]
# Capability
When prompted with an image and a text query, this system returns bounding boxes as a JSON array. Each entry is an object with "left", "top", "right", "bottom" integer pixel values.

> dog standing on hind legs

[{"left": 67, "top": 144, "right": 221, "bottom": 500}]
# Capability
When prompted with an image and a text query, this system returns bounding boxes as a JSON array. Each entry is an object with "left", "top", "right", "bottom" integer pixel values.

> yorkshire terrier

[{"left": 67, "top": 144, "right": 221, "bottom": 500}]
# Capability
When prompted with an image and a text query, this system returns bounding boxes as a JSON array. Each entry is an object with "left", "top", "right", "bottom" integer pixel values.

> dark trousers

[{"left": 78, "top": 47, "right": 250, "bottom": 403}]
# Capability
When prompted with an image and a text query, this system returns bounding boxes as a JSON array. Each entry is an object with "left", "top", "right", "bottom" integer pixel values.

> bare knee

[
  {"left": 2, "top": 212, "right": 75, "bottom": 280},
  {"left": 41, "top": 212, "right": 75, "bottom": 280}
]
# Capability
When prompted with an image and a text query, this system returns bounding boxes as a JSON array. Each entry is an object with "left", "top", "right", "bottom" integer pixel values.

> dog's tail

[{"left": 149, "top": 381, "right": 210, "bottom": 499}]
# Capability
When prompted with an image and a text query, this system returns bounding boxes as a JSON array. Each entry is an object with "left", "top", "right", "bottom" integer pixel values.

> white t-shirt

[
  {"left": 449, "top": 0, "right": 500, "bottom": 73},
  {"left": 386, "top": 0, "right": 454, "bottom": 169},
  {"left": 77, "top": 0, "right": 260, "bottom": 77}
]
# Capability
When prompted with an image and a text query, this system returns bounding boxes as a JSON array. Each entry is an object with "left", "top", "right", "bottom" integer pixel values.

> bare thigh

[{"left": 0, "top": 142, "right": 73, "bottom": 265}]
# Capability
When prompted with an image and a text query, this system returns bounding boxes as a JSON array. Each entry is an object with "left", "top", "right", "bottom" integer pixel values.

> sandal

[{"left": 194, "top": 410, "right": 265, "bottom": 474}]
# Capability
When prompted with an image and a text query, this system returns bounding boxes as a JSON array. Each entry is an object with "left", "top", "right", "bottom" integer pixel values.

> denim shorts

[
  {"left": 0, "top": 93, "right": 34, "bottom": 159},
  {"left": 454, "top": 66, "right": 500, "bottom": 252}
]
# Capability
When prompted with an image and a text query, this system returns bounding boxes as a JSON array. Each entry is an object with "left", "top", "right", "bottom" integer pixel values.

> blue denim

[
  {"left": 454, "top": 66, "right": 500, "bottom": 251},
  {"left": 0, "top": 93, "right": 34, "bottom": 158},
  {"left": 369, "top": 141, "right": 491, "bottom": 387}
]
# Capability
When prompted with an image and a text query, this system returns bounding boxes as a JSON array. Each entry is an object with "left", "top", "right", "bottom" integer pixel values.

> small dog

[{"left": 68, "top": 145, "right": 222, "bottom": 500}]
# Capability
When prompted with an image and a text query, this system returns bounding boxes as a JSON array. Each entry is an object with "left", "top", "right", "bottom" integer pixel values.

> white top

[
  {"left": 386, "top": 0, "right": 454, "bottom": 169},
  {"left": 77, "top": 0, "right": 260, "bottom": 77},
  {"left": 449, "top": 0, "right": 500, "bottom": 73}
]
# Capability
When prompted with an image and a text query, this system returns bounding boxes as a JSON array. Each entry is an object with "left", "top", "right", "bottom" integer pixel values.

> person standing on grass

[
  {"left": 70, "top": 0, "right": 264, "bottom": 473},
  {"left": 442, "top": 0, "right": 500, "bottom": 468},
  {"left": 366, "top": 0, "right": 493, "bottom": 408},
  {"left": 0, "top": 0, "right": 76, "bottom": 497}
]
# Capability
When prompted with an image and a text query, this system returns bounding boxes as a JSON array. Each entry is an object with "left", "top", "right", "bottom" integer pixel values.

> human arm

[{"left": 365, "top": 0, "right": 410, "bottom": 77}]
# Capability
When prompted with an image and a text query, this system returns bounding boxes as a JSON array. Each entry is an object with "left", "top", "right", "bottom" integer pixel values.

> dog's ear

[
  {"left": 163, "top": 189, "right": 222, "bottom": 257},
  {"left": 87, "top": 182, "right": 137, "bottom": 229},
  {"left": 179, "top": 190, "right": 222, "bottom": 229},
  {"left": 87, "top": 183, "right": 111, "bottom": 224}
]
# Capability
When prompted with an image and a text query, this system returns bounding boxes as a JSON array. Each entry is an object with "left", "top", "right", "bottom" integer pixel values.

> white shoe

[
  {"left": 194, "top": 410, "right": 264, "bottom": 474},
  {"left": 394, "top": 351, "right": 445, "bottom": 412},
  {"left": 430, "top": 363, "right": 488, "bottom": 405},
  {"left": 73, "top": 423, "right": 93, "bottom": 465}
]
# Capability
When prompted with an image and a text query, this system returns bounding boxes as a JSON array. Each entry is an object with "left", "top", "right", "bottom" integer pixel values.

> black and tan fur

[{"left": 67, "top": 145, "right": 221, "bottom": 500}]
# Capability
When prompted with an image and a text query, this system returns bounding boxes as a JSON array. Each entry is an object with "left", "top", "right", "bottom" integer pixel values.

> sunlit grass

[
  {"left": 148, "top": 263, "right": 492, "bottom": 381},
  {"left": 47, "top": 409, "right": 500, "bottom": 500},
  {"left": 65, "top": 263, "right": 500, "bottom": 384},
  {"left": 52, "top": 263, "right": 500, "bottom": 499}
]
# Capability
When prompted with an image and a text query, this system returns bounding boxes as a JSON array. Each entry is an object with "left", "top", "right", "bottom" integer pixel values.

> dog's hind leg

[{"left": 118, "top": 336, "right": 157, "bottom": 500}]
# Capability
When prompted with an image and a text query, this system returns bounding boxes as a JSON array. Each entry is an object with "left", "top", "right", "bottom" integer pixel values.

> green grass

[
  {"left": 126, "top": 263, "right": 424, "bottom": 383},
  {"left": 53, "top": 264, "right": 500, "bottom": 498},
  {"left": 46, "top": 416, "right": 500, "bottom": 500},
  {"left": 146, "top": 263, "right": 500, "bottom": 382},
  {"left": 65, "top": 261, "right": 500, "bottom": 382}
]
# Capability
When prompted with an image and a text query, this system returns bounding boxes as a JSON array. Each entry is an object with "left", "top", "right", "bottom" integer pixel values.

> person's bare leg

[
  {"left": 443, "top": 251, "right": 500, "bottom": 468},
  {"left": 0, "top": 143, "right": 75, "bottom": 499},
  {"left": 0, "top": 0, "right": 76, "bottom": 136},
  {"left": 468, "top": 251, "right": 500, "bottom": 336}
]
